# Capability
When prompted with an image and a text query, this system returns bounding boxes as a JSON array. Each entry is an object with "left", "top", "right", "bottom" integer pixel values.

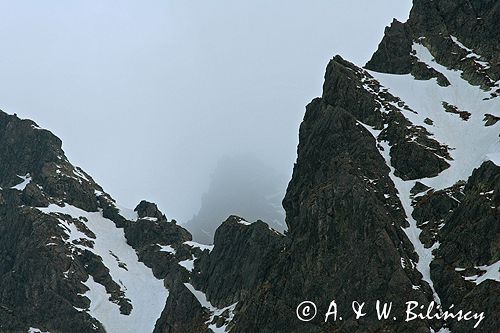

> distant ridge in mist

[{"left": 184, "top": 155, "right": 287, "bottom": 244}]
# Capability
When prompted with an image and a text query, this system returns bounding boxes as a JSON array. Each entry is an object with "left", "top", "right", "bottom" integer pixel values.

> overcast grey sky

[{"left": 0, "top": 0, "right": 411, "bottom": 222}]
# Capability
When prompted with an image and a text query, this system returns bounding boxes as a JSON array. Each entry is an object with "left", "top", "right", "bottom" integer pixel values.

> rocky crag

[
  {"left": 158, "top": 1, "right": 499, "bottom": 332},
  {"left": 0, "top": 0, "right": 498, "bottom": 332},
  {"left": 0, "top": 112, "right": 206, "bottom": 333}
]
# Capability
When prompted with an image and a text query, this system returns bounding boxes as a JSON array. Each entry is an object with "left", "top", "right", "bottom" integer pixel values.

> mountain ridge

[{"left": 0, "top": 0, "right": 498, "bottom": 332}]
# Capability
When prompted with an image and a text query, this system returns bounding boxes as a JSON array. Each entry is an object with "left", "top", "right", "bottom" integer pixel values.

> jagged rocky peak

[
  {"left": 1, "top": 0, "right": 499, "bottom": 332},
  {"left": 156, "top": 1, "right": 499, "bottom": 332},
  {"left": 0, "top": 112, "right": 63, "bottom": 179},
  {"left": 0, "top": 111, "right": 102, "bottom": 211},
  {"left": 154, "top": 215, "right": 285, "bottom": 333},
  {"left": 0, "top": 111, "right": 196, "bottom": 333},
  {"left": 134, "top": 200, "right": 167, "bottom": 220},
  {"left": 322, "top": 55, "right": 452, "bottom": 181},
  {"left": 126, "top": 200, "right": 191, "bottom": 250},
  {"left": 193, "top": 215, "right": 286, "bottom": 308},
  {"left": 366, "top": 0, "right": 499, "bottom": 93}
]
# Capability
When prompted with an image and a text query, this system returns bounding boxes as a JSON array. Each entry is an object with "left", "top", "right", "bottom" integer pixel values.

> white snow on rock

[
  {"left": 234, "top": 218, "right": 284, "bottom": 235},
  {"left": 27, "top": 328, "right": 50, "bottom": 333},
  {"left": 179, "top": 255, "right": 196, "bottom": 272},
  {"left": 361, "top": 41, "right": 499, "bottom": 304},
  {"left": 237, "top": 219, "right": 251, "bottom": 226},
  {"left": 37, "top": 203, "right": 168, "bottom": 333},
  {"left": 431, "top": 328, "right": 452, "bottom": 333},
  {"left": 184, "top": 283, "right": 237, "bottom": 333},
  {"left": 158, "top": 244, "right": 176, "bottom": 254},
  {"left": 11, "top": 174, "right": 32, "bottom": 191},
  {"left": 359, "top": 124, "right": 443, "bottom": 301},
  {"left": 450, "top": 35, "right": 491, "bottom": 70},
  {"left": 369, "top": 42, "right": 499, "bottom": 192},
  {"left": 140, "top": 216, "right": 159, "bottom": 222},
  {"left": 463, "top": 261, "right": 500, "bottom": 285},
  {"left": 183, "top": 240, "right": 214, "bottom": 252},
  {"left": 73, "top": 167, "right": 90, "bottom": 182}
]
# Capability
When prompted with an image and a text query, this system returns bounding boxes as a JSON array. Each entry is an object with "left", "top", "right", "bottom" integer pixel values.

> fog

[
  {"left": 0, "top": 1, "right": 412, "bottom": 228},
  {"left": 186, "top": 155, "right": 288, "bottom": 243}
]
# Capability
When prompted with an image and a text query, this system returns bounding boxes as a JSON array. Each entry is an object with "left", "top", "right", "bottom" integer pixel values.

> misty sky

[{"left": 0, "top": 0, "right": 412, "bottom": 222}]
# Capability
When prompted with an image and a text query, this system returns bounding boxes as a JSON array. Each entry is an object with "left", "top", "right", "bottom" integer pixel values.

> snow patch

[
  {"left": 37, "top": 204, "right": 168, "bottom": 333},
  {"left": 184, "top": 283, "right": 237, "bottom": 333},
  {"left": 73, "top": 167, "right": 90, "bottom": 182},
  {"left": 27, "top": 328, "right": 50, "bottom": 333},
  {"left": 140, "top": 216, "right": 158, "bottom": 222},
  {"left": 179, "top": 255, "right": 195, "bottom": 272},
  {"left": 158, "top": 244, "right": 176, "bottom": 254},
  {"left": 12, "top": 174, "right": 31, "bottom": 191},
  {"left": 450, "top": 35, "right": 491, "bottom": 70},
  {"left": 237, "top": 219, "right": 251, "bottom": 226},
  {"left": 360, "top": 42, "right": 499, "bottom": 306},
  {"left": 184, "top": 241, "right": 214, "bottom": 252},
  {"left": 463, "top": 261, "right": 500, "bottom": 285}
]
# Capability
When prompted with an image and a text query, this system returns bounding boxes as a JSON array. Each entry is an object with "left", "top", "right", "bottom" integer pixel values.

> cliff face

[
  {"left": 0, "top": 0, "right": 498, "bottom": 332},
  {"left": 158, "top": 0, "right": 499, "bottom": 332},
  {"left": 366, "top": 0, "right": 499, "bottom": 92},
  {"left": 0, "top": 113, "right": 200, "bottom": 333}
]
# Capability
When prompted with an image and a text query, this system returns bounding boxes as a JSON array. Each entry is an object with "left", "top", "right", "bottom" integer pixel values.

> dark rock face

[
  {"left": 0, "top": 206, "right": 103, "bottom": 333},
  {"left": 153, "top": 281, "right": 209, "bottom": 333},
  {"left": 323, "top": 56, "right": 451, "bottom": 181},
  {"left": 134, "top": 200, "right": 166, "bottom": 220},
  {"left": 429, "top": 162, "right": 499, "bottom": 333},
  {"left": 412, "top": 182, "right": 465, "bottom": 248},
  {"left": 483, "top": 113, "right": 500, "bottom": 126},
  {"left": 366, "top": 0, "right": 499, "bottom": 92},
  {"left": 192, "top": 216, "right": 285, "bottom": 308},
  {"left": 154, "top": 216, "right": 285, "bottom": 333},
  {"left": 126, "top": 202, "right": 191, "bottom": 251},
  {"left": 1, "top": 1, "right": 498, "bottom": 332},
  {"left": 123, "top": 206, "right": 193, "bottom": 280},
  {"left": 231, "top": 98, "right": 433, "bottom": 333},
  {"left": 365, "top": 19, "right": 413, "bottom": 74},
  {"left": 0, "top": 112, "right": 104, "bottom": 332},
  {"left": 0, "top": 112, "right": 100, "bottom": 212},
  {"left": 0, "top": 111, "right": 193, "bottom": 333},
  {"left": 154, "top": 1, "right": 498, "bottom": 333}
]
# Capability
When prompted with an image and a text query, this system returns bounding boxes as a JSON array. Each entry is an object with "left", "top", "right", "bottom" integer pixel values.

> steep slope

[
  {"left": 159, "top": 0, "right": 499, "bottom": 332},
  {"left": 1, "top": 1, "right": 497, "bottom": 332},
  {"left": 0, "top": 112, "right": 199, "bottom": 333}
]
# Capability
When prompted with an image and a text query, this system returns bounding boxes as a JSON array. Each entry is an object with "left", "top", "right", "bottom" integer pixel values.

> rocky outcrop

[
  {"left": 153, "top": 1, "right": 498, "bottom": 332},
  {"left": 366, "top": 0, "right": 499, "bottom": 94},
  {"left": 134, "top": 200, "right": 166, "bottom": 220},
  {"left": 192, "top": 216, "right": 285, "bottom": 308},
  {"left": 123, "top": 201, "right": 193, "bottom": 280},
  {"left": 1, "top": 1, "right": 497, "bottom": 332},
  {"left": 0, "top": 112, "right": 192, "bottom": 333},
  {"left": 323, "top": 56, "right": 451, "bottom": 181},
  {"left": 429, "top": 161, "right": 499, "bottom": 333},
  {"left": 230, "top": 95, "right": 434, "bottom": 333},
  {"left": 154, "top": 216, "right": 285, "bottom": 332},
  {"left": 0, "top": 205, "right": 103, "bottom": 333}
]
